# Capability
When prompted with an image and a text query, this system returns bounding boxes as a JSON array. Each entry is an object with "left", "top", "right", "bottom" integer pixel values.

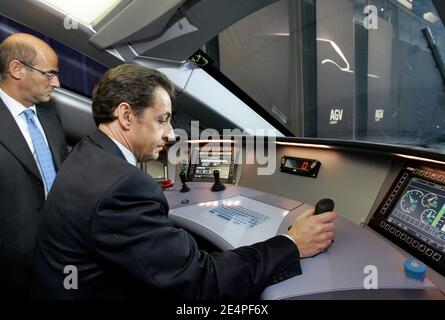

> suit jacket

[
  {"left": 32, "top": 129, "right": 301, "bottom": 300},
  {"left": 0, "top": 97, "right": 68, "bottom": 298}
]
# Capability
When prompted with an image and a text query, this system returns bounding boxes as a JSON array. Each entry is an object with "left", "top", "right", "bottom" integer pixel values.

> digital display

[
  {"left": 187, "top": 149, "right": 237, "bottom": 183},
  {"left": 194, "top": 152, "right": 231, "bottom": 179},
  {"left": 386, "top": 177, "right": 445, "bottom": 252},
  {"left": 369, "top": 165, "right": 445, "bottom": 277},
  {"left": 280, "top": 156, "right": 321, "bottom": 178},
  {"left": 284, "top": 158, "right": 313, "bottom": 171}
]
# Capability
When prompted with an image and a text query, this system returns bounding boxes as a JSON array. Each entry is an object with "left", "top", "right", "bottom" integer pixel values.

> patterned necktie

[{"left": 23, "top": 108, "right": 56, "bottom": 191}]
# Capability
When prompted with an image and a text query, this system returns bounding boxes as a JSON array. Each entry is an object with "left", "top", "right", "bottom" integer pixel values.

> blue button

[{"left": 404, "top": 258, "right": 427, "bottom": 281}]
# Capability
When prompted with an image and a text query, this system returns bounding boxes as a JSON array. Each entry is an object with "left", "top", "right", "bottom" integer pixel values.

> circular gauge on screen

[
  {"left": 421, "top": 193, "right": 438, "bottom": 209},
  {"left": 400, "top": 189, "right": 424, "bottom": 214},
  {"left": 421, "top": 208, "right": 438, "bottom": 225}
]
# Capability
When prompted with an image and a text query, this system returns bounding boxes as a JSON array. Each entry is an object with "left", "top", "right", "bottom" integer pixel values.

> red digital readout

[{"left": 301, "top": 161, "right": 310, "bottom": 171}]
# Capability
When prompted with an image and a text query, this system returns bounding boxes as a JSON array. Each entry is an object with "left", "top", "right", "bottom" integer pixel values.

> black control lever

[
  {"left": 179, "top": 171, "right": 190, "bottom": 193},
  {"left": 314, "top": 198, "right": 335, "bottom": 215},
  {"left": 288, "top": 198, "right": 336, "bottom": 231},
  {"left": 313, "top": 198, "right": 335, "bottom": 254},
  {"left": 211, "top": 170, "right": 225, "bottom": 192}
]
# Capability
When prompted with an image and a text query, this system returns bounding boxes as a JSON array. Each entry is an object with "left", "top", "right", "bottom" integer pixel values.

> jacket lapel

[{"left": 0, "top": 97, "right": 42, "bottom": 182}]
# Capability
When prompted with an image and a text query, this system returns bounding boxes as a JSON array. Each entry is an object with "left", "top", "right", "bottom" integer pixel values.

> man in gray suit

[{"left": 0, "top": 33, "right": 68, "bottom": 298}]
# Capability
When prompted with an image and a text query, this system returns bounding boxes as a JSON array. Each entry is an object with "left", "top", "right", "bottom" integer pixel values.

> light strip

[
  {"left": 187, "top": 140, "right": 236, "bottom": 144},
  {"left": 275, "top": 142, "right": 332, "bottom": 149},
  {"left": 38, "top": 0, "right": 121, "bottom": 25},
  {"left": 317, "top": 38, "right": 380, "bottom": 79},
  {"left": 423, "top": 12, "right": 439, "bottom": 24},
  {"left": 393, "top": 153, "right": 445, "bottom": 166},
  {"left": 397, "top": 0, "right": 413, "bottom": 10}
]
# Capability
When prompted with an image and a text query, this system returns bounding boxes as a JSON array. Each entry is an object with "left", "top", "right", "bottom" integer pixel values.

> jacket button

[{"left": 38, "top": 206, "right": 44, "bottom": 212}]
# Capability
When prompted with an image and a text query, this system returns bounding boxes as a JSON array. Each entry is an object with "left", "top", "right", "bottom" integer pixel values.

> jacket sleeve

[{"left": 91, "top": 170, "right": 301, "bottom": 299}]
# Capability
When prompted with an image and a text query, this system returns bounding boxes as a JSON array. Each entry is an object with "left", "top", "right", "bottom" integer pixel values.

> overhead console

[{"left": 369, "top": 163, "right": 445, "bottom": 277}]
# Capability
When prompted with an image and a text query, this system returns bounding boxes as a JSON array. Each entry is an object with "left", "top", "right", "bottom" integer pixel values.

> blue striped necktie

[{"left": 23, "top": 108, "right": 56, "bottom": 191}]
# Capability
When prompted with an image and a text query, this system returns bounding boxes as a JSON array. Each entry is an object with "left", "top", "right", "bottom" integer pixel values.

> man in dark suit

[
  {"left": 32, "top": 63, "right": 336, "bottom": 299},
  {"left": 0, "top": 33, "right": 68, "bottom": 298}
]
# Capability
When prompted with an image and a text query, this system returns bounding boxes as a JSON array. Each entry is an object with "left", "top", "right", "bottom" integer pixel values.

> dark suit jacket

[
  {"left": 32, "top": 129, "right": 301, "bottom": 300},
  {"left": 0, "top": 97, "right": 68, "bottom": 298}
]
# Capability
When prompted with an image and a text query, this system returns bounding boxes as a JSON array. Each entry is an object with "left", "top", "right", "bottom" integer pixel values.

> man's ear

[
  {"left": 115, "top": 102, "right": 133, "bottom": 130},
  {"left": 8, "top": 60, "right": 25, "bottom": 80}
]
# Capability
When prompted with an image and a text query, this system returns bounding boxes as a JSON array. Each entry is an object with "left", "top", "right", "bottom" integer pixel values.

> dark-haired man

[
  {"left": 0, "top": 33, "right": 68, "bottom": 298},
  {"left": 32, "top": 63, "right": 336, "bottom": 299}
]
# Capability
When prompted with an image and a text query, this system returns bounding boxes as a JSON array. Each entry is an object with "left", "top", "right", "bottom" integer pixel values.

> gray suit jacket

[{"left": 0, "top": 97, "right": 68, "bottom": 298}]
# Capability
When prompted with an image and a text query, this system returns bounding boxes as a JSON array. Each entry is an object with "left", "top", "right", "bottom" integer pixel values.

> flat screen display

[
  {"left": 193, "top": 151, "right": 232, "bottom": 180},
  {"left": 369, "top": 164, "right": 445, "bottom": 277},
  {"left": 386, "top": 177, "right": 445, "bottom": 253}
]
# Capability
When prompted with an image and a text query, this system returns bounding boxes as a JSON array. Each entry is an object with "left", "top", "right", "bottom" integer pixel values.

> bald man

[{"left": 0, "top": 33, "right": 68, "bottom": 298}]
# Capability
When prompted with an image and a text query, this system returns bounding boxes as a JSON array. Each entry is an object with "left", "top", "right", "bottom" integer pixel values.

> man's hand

[{"left": 287, "top": 210, "right": 336, "bottom": 258}]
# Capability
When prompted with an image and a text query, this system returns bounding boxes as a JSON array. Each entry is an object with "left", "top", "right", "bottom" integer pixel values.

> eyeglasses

[{"left": 19, "top": 60, "right": 59, "bottom": 80}]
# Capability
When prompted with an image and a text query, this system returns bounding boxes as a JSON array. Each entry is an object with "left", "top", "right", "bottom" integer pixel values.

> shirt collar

[
  {"left": 109, "top": 137, "right": 137, "bottom": 166},
  {"left": 0, "top": 88, "right": 36, "bottom": 117}
]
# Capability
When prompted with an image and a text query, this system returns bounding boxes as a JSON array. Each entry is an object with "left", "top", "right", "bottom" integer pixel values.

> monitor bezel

[{"left": 368, "top": 163, "right": 445, "bottom": 277}]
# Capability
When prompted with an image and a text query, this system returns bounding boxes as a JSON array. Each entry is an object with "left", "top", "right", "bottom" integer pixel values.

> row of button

[
  {"left": 380, "top": 173, "right": 409, "bottom": 215},
  {"left": 413, "top": 169, "right": 445, "bottom": 183},
  {"left": 209, "top": 206, "right": 270, "bottom": 228},
  {"left": 380, "top": 221, "right": 442, "bottom": 262},
  {"left": 393, "top": 211, "right": 440, "bottom": 238}
]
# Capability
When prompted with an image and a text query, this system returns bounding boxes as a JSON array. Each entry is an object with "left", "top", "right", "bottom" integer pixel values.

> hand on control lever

[
  {"left": 314, "top": 198, "right": 335, "bottom": 215},
  {"left": 211, "top": 170, "right": 225, "bottom": 192},
  {"left": 287, "top": 198, "right": 336, "bottom": 258},
  {"left": 179, "top": 171, "right": 190, "bottom": 193}
]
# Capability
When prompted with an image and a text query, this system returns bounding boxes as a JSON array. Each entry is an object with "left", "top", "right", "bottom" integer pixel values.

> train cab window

[{"left": 202, "top": 0, "right": 445, "bottom": 151}]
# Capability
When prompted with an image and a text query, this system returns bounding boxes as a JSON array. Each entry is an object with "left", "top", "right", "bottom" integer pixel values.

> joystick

[
  {"left": 179, "top": 171, "right": 190, "bottom": 193},
  {"left": 313, "top": 198, "right": 335, "bottom": 254},
  {"left": 211, "top": 170, "right": 225, "bottom": 192},
  {"left": 314, "top": 198, "right": 335, "bottom": 215}
]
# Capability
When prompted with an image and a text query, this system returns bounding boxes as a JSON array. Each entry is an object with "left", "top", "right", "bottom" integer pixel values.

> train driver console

[{"left": 161, "top": 146, "right": 445, "bottom": 300}]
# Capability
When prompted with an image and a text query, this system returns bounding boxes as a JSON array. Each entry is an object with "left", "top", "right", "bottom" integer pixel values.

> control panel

[
  {"left": 186, "top": 145, "right": 238, "bottom": 184},
  {"left": 369, "top": 163, "right": 445, "bottom": 277}
]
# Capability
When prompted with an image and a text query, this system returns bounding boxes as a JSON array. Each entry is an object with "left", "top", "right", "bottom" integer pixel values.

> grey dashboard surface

[{"left": 163, "top": 182, "right": 443, "bottom": 299}]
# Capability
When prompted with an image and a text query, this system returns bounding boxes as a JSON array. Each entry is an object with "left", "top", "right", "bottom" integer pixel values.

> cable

[
  {"left": 176, "top": 53, "right": 209, "bottom": 98},
  {"left": 175, "top": 60, "right": 196, "bottom": 98}
]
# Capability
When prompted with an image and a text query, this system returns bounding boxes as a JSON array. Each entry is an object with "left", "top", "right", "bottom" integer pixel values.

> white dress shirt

[
  {"left": 0, "top": 88, "right": 51, "bottom": 197},
  {"left": 110, "top": 137, "right": 137, "bottom": 166}
]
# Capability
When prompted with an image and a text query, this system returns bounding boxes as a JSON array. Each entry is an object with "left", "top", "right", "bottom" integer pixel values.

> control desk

[{"left": 163, "top": 182, "right": 445, "bottom": 300}]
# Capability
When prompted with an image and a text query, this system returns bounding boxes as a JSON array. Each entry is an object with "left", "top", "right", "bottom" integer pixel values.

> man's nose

[
  {"left": 164, "top": 122, "right": 175, "bottom": 141},
  {"left": 50, "top": 76, "right": 60, "bottom": 88}
]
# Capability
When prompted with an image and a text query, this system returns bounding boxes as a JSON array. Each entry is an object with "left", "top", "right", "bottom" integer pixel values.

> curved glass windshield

[{"left": 204, "top": 0, "right": 445, "bottom": 152}]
